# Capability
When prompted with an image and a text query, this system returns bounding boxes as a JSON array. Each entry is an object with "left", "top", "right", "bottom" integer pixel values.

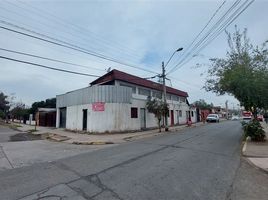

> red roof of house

[{"left": 90, "top": 69, "right": 188, "bottom": 97}]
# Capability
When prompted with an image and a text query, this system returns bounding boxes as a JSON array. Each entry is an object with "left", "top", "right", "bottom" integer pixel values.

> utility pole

[
  {"left": 162, "top": 61, "right": 169, "bottom": 131},
  {"left": 225, "top": 100, "right": 229, "bottom": 120},
  {"left": 160, "top": 47, "right": 183, "bottom": 132}
]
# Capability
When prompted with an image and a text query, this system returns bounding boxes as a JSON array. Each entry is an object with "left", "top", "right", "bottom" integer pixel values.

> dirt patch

[{"left": 9, "top": 133, "right": 43, "bottom": 142}]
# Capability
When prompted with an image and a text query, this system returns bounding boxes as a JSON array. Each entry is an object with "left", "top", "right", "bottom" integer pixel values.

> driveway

[{"left": 0, "top": 125, "right": 113, "bottom": 171}]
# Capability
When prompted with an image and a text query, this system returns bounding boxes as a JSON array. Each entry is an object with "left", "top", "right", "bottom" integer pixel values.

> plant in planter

[{"left": 243, "top": 119, "right": 266, "bottom": 141}]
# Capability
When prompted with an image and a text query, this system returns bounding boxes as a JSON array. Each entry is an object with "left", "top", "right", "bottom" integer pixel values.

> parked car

[
  {"left": 231, "top": 115, "right": 240, "bottom": 120},
  {"left": 206, "top": 114, "right": 220, "bottom": 123},
  {"left": 241, "top": 116, "right": 252, "bottom": 124}
]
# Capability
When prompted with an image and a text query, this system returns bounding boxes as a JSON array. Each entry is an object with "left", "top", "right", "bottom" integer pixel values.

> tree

[
  {"left": 0, "top": 92, "right": 10, "bottom": 119},
  {"left": 192, "top": 99, "right": 213, "bottom": 110},
  {"left": 146, "top": 97, "right": 169, "bottom": 132},
  {"left": 30, "top": 98, "right": 56, "bottom": 114},
  {"left": 205, "top": 27, "right": 268, "bottom": 118},
  {"left": 10, "top": 102, "right": 29, "bottom": 122}
]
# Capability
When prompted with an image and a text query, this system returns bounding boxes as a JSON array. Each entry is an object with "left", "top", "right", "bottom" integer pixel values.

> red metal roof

[{"left": 90, "top": 69, "right": 188, "bottom": 97}]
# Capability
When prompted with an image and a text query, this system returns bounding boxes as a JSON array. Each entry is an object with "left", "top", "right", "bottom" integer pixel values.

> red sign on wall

[{"left": 92, "top": 102, "right": 105, "bottom": 111}]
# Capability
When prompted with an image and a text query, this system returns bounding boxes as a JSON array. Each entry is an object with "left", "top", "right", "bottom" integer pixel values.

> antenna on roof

[{"left": 106, "top": 67, "right": 111, "bottom": 72}]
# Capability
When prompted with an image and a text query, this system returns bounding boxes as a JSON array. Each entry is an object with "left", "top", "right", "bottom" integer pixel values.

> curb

[
  {"left": 243, "top": 157, "right": 268, "bottom": 174},
  {"left": 242, "top": 136, "right": 250, "bottom": 155},
  {"left": 72, "top": 141, "right": 114, "bottom": 145},
  {"left": 242, "top": 137, "right": 268, "bottom": 174},
  {"left": 123, "top": 123, "right": 206, "bottom": 142}
]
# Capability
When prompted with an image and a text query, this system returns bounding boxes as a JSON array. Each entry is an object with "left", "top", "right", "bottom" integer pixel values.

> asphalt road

[
  {"left": 0, "top": 125, "right": 18, "bottom": 143},
  {"left": 0, "top": 121, "right": 266, "bottom": 200}
]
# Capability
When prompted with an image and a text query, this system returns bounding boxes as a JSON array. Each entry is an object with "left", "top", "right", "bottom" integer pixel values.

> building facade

[{"left": 56, "top": 70, "right": 196, "bottom": 133}]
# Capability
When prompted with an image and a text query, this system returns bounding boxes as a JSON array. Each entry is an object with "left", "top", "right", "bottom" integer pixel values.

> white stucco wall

[
  {"left": 65, "top": 103, "right": 139, "bottom": 132},
  {"left": 56, "top": 84, "right": 192, "bottom": 132}
]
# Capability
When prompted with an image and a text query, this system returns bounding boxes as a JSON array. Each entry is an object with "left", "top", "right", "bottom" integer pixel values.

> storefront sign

[{"left": 92, "top": 102, "right": 105, "bottom": 111}]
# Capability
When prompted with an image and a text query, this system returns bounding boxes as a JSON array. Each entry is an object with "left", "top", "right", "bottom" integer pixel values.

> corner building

[{"left": 56, "top": 70, "right": 196, "bottom": 133}]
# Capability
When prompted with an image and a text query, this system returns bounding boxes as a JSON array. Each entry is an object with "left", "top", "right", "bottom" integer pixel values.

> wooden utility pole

[{"left": 162, "top": 61, "right": 168, "bottom": 131}]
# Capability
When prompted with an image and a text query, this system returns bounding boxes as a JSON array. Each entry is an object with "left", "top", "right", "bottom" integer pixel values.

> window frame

[{"left": 131, "top": 107, "right": 138, "bottom": 118}]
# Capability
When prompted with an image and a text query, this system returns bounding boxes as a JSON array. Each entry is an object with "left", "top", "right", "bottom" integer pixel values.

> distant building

[
  {"left": 36, "top": 108, "right": 56, "bottom": 127},
  {"left": 56, "top": 69, "right": 196, "bottom": 133}
]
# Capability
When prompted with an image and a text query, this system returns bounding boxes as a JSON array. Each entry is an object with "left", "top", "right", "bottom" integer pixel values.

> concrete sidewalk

[
  {"left": 242, "top": 122, "right": 268, "bottom": 173},
  {"left": 12, "top": 122, "right": 206, "bottom": 145}
]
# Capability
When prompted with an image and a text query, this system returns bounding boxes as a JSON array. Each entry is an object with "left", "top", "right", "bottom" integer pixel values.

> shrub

[
  {"left": 243, "top": 119, "right": 266, "bottom": 141},
  {"left": 0, "top": 110, "right": 4, "bottom": 119}
]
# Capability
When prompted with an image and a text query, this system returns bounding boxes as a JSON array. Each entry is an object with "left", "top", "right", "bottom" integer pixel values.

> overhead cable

[
  {"left": 0, "top": 55, "right": 101, "bottom": 77},
  {"left": 0, "top": 20, "right": 158, "bottom": 75},
  {"left": 0, "top": 47, "right": 105, "bottom": 71}
]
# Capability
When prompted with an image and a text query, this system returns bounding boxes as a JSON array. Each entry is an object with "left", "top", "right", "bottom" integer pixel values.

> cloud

[{"left": 0, "top": 0, "right": 266, "bottom": 108}]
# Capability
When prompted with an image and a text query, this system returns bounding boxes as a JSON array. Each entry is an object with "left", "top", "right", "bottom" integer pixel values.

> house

[{"left": 56, "top": 69, "right": 195, "bottom": 133}]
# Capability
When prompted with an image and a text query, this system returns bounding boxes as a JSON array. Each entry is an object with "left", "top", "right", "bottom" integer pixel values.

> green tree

[
  {"left": 0, "top": 92, "right": 10, "bottom": 119},
  {"left": 192, "top": 99, "right": 213, "bottom": 110},
  {"left": 146, "top": 97, "right": 169, "bottom": 132},
  {"left": 30, "top": 98, "right": 56, "bottom": 114},
  {"left": 205, "top": 27, "right": 268, "bottom": 118}
]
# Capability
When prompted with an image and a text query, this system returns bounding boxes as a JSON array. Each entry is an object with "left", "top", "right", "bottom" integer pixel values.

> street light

[
  {"left": 164, "top": 48, "right": 184, "bottom": 68},
  {"left": 162, "top": 47, "right": 183, "bottom": 131}
]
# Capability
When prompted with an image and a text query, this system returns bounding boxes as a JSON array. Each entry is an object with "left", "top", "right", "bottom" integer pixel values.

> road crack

[
  {"left": 85, "top": 174, "right": 124, "bottom": 200},
  {"left": 0, "top": 145, "right": 14, "bottom": 169}
]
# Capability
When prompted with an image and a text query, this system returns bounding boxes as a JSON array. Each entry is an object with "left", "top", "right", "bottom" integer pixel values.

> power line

[
  {"left": 14, "top": 0, "right": 145, "bottom": 59},
  {"left": 168, "top": 0, "right": 241, "bottom": 74},
  {"left": 168, "top": 0, "right": 254, "bottom": 73},
  {"left": 0, "top": 54, "right": 162, "bottom": 85},
  {"left": 167, "top": 0, "right": 244, "bottom": 74},
  {"left": 0, "top": 55, "right": 101, "bottom": 77},
  {"left": 0, "top": 22, "right": 158, "bottom": 74},
  {"left": 193, "top": 0, "right": 255, "bottom": 56},
  {"left": 0, "top": 17, "right": 113, "bottom": 69},
  {"left": 0, "top": 47, "right": 105, "bottom": 72},
  {"left": 168, "top": 0, "right": 226, "bottom": 71},
  {"left": 0, "top": 3, "right": 147, "bottom": 65},
  {"left": 169, "top": 0, "right": 254, "bottom": 74}
]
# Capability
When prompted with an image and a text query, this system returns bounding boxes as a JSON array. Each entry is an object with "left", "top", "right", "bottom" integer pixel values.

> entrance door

[
  {"left": 171, "top": 110, "right": 174, "bottom": 126},
  {"left": 82, "top": 109, "right": 87, "bottom": 131},
  {"left": 176, "top": 110, "right": 179, "bottom": 124},
  {"left": 59, "top": 107, "right": 66, "bottom": 128},
  {"left": 140, "top": 108, "right": 146, "bottom": 129}
]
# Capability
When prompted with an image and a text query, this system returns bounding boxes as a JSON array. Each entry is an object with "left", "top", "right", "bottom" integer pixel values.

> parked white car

[
  {"left": 231, "top": 115, "right": 240, "bottom": 120},
  {"left": 206, "top": 114, "right": 220, "bottom": 123}
]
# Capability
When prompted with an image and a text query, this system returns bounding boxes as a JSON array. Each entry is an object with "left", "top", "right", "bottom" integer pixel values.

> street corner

[
  {"left": 246, "top": 157, "right": 268, "bottom": 173},
  {"left": 72, "top": 141, "right": 114, "bottom": 145}
]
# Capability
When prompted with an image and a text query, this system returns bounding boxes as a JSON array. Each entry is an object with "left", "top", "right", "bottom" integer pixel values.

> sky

[{"left": 0, "top": 0, "right": 267, "bottom": 109}]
